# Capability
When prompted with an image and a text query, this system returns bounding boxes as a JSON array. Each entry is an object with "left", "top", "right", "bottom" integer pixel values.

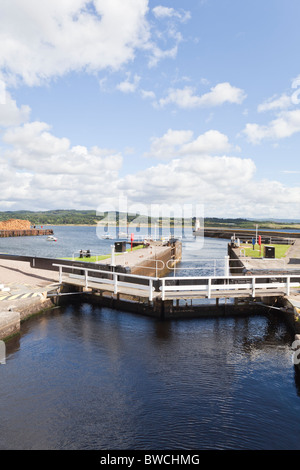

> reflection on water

[{"left": 1, "top": 304, "right": 300, "bottom": 450}]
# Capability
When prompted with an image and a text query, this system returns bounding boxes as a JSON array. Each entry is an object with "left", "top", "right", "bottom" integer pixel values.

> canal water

[{"left": 1, "top": 226, "right": 300, "bottom": 450}]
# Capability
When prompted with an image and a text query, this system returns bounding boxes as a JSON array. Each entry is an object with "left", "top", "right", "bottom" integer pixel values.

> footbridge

[{"left": 52, "top": 262, "right": 300, "bottom": 319}]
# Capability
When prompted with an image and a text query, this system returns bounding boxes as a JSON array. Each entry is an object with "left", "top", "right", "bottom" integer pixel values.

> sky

[{"left": 1, "top": 0, "right": 300, "bottom": 219}]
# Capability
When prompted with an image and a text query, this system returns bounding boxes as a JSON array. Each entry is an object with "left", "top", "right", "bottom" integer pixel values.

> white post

[
  {"left": 59, "top": 266, "right": 62, "bottom": 284},
  {"left": 111, "top": 245, "right": 116, "bottom": 267},
  {"left": 149, "top": 279, "right": 153, "bottom": 302},
  {"left": 224, "top": 255, "right": 230, "bottom": 277},
  {"left": 286, "top": 276, "right": 290, "bottom": 296},
  {"left": 85, "top": 269, "right": 88, "bottom": 289},
  {"left": 252, "top": 277, "right": 256, "bottom": 298},
  {"left": 114, "top": 273, "right": 118, "bottom": 294},
  {"left": 208, "top": 278, "right": 211, "bottom": 299},
  {"left": 162, "top": 279, "right": 165, "bottom": 301}
]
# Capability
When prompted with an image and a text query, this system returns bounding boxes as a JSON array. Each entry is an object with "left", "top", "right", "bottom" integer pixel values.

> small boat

[
  {"left": 118, "top": 232, "right": 128, "bottom": 239},
  {"left": 101, "top": 233, "right": 113, "bottom": 239},
  {"left": 47, "top": 235, "right": 57, "bottom": 241}
]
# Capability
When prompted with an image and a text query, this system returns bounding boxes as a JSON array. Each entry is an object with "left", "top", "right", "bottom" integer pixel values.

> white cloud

[
  {"left": 118, "top": 152, "right": 300, "bottom": 218},
  {"left": 0, "top": 0, "right": 156, "bottom": 87},
  {"left": 144, "top": 129, "right": 194, "bottom": 159},
  {"left": 117, "top": 128, "right": 300, "bottom": 218},
  {"left": 258, "top": 94, "right": 293, "bottom": 113},
  {"left": 0, "top": 120, "right": 123, "bottom": 209},
  {"left": 119, "top": 153, "right": 256, "bottom": 206},
  {"left": 0, "top": 92, "right": 31, "bottom": 127},
  {"left": 159, "top": 82, "right": 246, "bottom": 108},
  {"left": 116, "top": 73, "right": 141, "bottom": 93},
  {"left": 0, "top": 0, "right": 190, "bottom": 88},
  {"left": 152, "top": 6, "right": 191, "bottom": 22},
  {"left": 243, "top": 109, "right": 300, "bottom": 144},
  {"left": 1, "top": 120, "right": 300, "bottom": 217},
  {"left": 3, "top": 121, "right": 122, "bottom": 175},
  {"left": 180, "top": 130, "right": 233, "bottom": 155},
  {"left": 145, "top": 129, "right": 235, "bottom": 159},
  {"left": 147, "top": 45, "right": 178, "bottom": 68},
  {"left": 140, "top": 89, "right": 156, "bottom": 100}
]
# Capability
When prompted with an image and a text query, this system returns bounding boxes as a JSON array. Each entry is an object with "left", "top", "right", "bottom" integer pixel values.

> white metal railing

[
  {"left": 53, "top": 264, "right": 300, "bottom": 303},
  {"left": 160, "top": 274, "right": 300, "bottom": 301},
  {"left": 53, "top": 263, "right": 157, "bottom": 301}
]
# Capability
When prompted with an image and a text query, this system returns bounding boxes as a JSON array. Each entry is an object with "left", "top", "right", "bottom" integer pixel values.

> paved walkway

[{"left": 0, "top": 259, "right": 58, "bottom": 307}]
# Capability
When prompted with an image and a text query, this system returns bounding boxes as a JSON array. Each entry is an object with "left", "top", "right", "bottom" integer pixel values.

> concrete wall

[
  {"left": 130, "top": 240, "right": 182, "bottom": 278},
  {"left": 198, "top": 228, "right": 298, "bottom": 241},
  {"left": 0, "top": 229, "right": 53, "bottom": 237},
  {"left": 0, "top": 311, "right": 20, "bottom": 340}
]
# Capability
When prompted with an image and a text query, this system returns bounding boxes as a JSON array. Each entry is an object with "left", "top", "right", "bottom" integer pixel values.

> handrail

[
  {"left": 53, "top": 263, "right": 300, "bottom": 303},
  {"left": 160, "top": 274, "right": 300, "bottom": 300},
  {"left": 53, "top": 263, "right": 158, "bottom": 301}
]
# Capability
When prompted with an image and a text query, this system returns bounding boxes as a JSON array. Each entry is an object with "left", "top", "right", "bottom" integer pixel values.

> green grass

[
  {"left": 240, "top": 243, "right": 291, "bottom": 259},
  {"left": 62, "top": 244, "right": 144, "bottom": 262}
]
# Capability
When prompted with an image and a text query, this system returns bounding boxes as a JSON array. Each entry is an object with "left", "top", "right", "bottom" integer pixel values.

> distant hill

[{"left": 0, "top": 210, "right": 299, "bottom": 229}]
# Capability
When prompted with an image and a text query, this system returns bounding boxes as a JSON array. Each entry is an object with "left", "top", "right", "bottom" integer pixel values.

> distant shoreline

[{"left": 42, "top": 223, "right": 300, "bottom": 230}]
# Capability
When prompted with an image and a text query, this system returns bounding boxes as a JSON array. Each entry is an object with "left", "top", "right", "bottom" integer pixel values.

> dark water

[{"left": 1, "top": 227, "right": 300, "bottom": 450}]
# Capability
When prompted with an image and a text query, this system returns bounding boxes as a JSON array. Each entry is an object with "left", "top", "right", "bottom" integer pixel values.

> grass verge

[
  {"left": 62, "top": 244, "right": 145, "bottom": 262},
  {"left": 240, "top": 243, "right": 290, "bottom": 259}
]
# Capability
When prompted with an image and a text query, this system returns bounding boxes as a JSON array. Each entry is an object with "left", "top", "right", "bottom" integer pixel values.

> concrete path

[{"left": 0, "top": 259, "right": 59, "bottom": 310}]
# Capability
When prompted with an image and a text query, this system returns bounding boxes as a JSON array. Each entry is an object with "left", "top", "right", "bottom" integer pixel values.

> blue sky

[{"left": 1, "top": 0, "right": 300, "bottom": 219}]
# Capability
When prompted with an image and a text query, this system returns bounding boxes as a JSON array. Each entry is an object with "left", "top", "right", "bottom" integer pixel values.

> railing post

[
  {"left": 252, "top": 277, "right": 256, "bottom": 298},
  {"left": 162, "top": 279, "right": 165, "bottom": 301},
  {"left": 114, "top": 272, "right": 118, "bottom": 294},
  {"left": 111, "top": 245, "right": 116, "bottom": 267},
  {"left": 286, "top": 276, "right": 290, "bottom": 296},
  {"left": 149, "top": 279, "right": 153, "bottom": 302},
  {"left": 208, "top": 278, "right": 211, "bottom": 299},
  {"left": 59, "top": 266, "right": 62, "bottom": 284},
  {"left": 85, "top": 269, "right": 88, "bottom": 289},
  {"left": 224, "top": 255, "right": 230, "bottom": 277}
]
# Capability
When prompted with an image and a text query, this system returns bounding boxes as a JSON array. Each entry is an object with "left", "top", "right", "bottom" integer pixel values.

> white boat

[
  {"left": 118, "top": 232, "right": 128, "bottom": 239},
  {"left": 47, "top": 235, "right": 57, "bottom": 241},
  {"left": 101, "top": 233, "right": 113, "bottom": 239}
]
